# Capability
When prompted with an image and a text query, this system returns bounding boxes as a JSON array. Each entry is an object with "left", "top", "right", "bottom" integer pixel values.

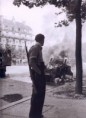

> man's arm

[{"left": 29, "top": 58, "right": 41, "bottom": 74}]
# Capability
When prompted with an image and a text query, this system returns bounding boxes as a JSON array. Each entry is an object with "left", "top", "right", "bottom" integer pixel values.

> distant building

[
  {"left": 0, "top": 16, "right": 35, "bottom": 65},
  {"left": 0, "top": 16, "right": 34, "bottom": 50}
]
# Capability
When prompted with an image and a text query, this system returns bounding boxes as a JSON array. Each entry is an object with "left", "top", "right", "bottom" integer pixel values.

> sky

[{"left": 0, "top": 0, "right": 86, "bottom": 46}]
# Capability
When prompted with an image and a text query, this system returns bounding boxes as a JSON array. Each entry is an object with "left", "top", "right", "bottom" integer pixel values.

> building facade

[
  {"left": 0, "top": 16, "right": 34, "bottom": 50},
  {"left": 0, "top": 16, "right": 34, "bottom": 64}
]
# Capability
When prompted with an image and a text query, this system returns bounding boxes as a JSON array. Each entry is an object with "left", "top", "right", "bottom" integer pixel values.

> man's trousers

[{"left": 29, "top": 68, "right": 46, "bottom": 118}]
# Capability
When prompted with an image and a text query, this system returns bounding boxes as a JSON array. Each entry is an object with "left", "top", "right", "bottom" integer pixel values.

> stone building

[
  {"left": 0, "top": 16, "right": 34, "bottom": 64},
  {"left": 0, "top": 16, "right": 34, "bottom": 50}
]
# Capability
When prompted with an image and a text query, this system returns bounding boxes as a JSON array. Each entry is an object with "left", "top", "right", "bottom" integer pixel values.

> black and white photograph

[{"left": 0, "top": 0, "right": 86, "bottom": 118}]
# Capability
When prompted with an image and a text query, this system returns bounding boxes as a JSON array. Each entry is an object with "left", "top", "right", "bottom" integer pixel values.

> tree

[
  {"left": 75, "top": 0, "right": 82, "bottom": 94},
  {"left": 13, "top": 0, "right": 86, "bottom": 94}
]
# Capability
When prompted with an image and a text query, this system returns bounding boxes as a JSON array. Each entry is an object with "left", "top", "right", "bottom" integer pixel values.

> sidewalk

[{"left": 0, "top": 78, "right": 86, "bottom": 118}]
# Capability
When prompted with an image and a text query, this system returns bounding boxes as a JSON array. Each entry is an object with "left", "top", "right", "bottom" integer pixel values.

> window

[
  {"left": 5, "top": 25, "right": 8, "bottom": 28},
  {"left": 12, "top": 27, "right": 14, "bottom": 31},
  {"left": 18, "top": 28, "right": 20, "bottom": 31},
  {"left": 12, "top": 45, "right": 16, "bottom": 49}
]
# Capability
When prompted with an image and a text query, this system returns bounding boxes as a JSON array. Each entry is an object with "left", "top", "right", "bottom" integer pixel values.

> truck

[{"left": 0, "top": 48, "right": 11, "bottom": 78}]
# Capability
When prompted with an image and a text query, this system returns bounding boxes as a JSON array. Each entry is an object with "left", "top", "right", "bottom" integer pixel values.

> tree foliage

[{"left": 13, "top": 0, "right": 86, "bottom": 24}]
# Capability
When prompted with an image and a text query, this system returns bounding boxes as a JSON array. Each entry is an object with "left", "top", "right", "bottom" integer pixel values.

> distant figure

[{"left": 28, "top": 34, "right": 46, "bottom": 118}]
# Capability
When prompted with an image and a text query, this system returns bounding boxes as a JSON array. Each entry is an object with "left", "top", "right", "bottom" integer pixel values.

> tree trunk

[{"left": 75, "top": 0, "right": 83, "bottom": 94}]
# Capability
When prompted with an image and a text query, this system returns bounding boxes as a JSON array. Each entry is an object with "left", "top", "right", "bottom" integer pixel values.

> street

[{"left": 6, "top": 66, "right": 31, "bottom": 83}]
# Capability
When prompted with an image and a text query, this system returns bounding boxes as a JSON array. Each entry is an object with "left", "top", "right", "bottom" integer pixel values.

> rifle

[{"left": 25, "top": 41, "right": 29, "bottom": 66}]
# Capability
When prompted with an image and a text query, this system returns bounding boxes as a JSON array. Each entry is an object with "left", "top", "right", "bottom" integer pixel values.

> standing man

[{"left": 27, "top": 34, "right": 46, "bottom": 118}]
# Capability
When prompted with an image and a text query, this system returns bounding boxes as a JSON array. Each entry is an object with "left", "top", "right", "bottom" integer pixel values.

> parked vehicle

[{"left": 0, "top": 49, "right": 11, "bottom": 78}]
